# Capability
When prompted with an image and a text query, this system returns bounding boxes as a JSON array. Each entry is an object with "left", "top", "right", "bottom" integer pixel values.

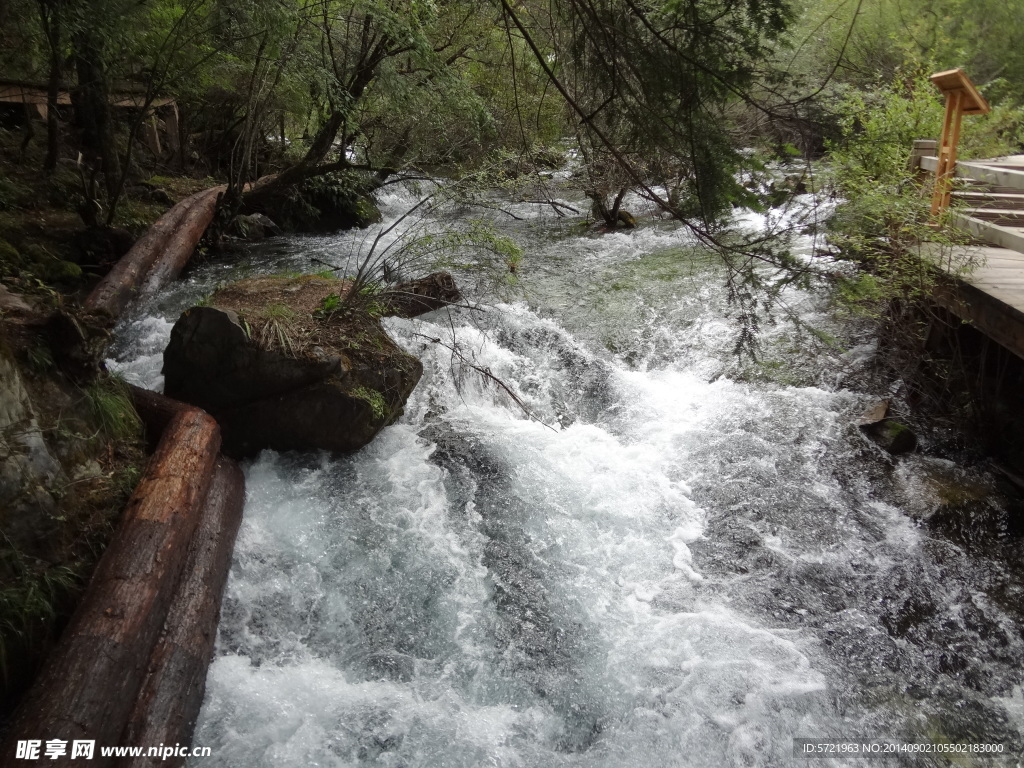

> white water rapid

[{"left": 108, "top": 184, "right": 1024, "bottom": 767}]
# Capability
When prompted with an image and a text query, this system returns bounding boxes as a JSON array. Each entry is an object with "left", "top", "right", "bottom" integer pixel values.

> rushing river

[{"left": 108, "top": 183, "right": 1024, "bottom": 767}]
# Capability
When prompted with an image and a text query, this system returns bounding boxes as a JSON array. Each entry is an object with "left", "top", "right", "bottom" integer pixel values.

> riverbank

[{"left": 0, "top": 126, "right": 195, "bottom": 717}]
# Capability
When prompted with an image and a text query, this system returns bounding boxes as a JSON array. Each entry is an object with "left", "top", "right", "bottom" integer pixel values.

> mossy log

[
  {"left": 84, "top": 186, "right": 223, "bottom": 319},
  {"left": 120, "top": 456, "right": 244, "bottom": 767},
  {"left": 0, "top": 408, "right": 221, "bottom": 768}
]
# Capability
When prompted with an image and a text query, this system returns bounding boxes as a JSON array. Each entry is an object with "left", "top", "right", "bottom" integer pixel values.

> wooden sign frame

[{"left": 930, "top": 68, "right": 990, "bottom": 219}]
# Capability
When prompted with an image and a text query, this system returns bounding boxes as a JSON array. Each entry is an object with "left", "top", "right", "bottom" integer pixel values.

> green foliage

[
  {"left": 826, "top": 71, "right": 1023, "bottom": 262},
  {"left": 263, "top": 303, "right": 296, "bottom": 322},
  {"left": 821, "top": 70, "right": 1023, "bottom": 319},
  {"left": 824, "top": 76, "right": 943, "bottom": 276},
  {"left": 350, "top": 386, "right": 388, "bottom": 421},
  {"left": 393, "top": 216, "right": 525, "bottom": 298},
  {"left": 316, "top": 293, "right": 343, "bottom": 318},
  {"left": 84, "top": 376, "right": 142, "bottom": 443},
  {"left": 25, "top": 344, "right": 55, "bottom": 374},
  {"left": 525, "top": 0, "right": 794, "bottom": 223},
  {"left": 277, "top": 173, "right": 381, "bottom": 232},
  {"left": 0, "top": 545, "right": 80, "bottom": 684},
  {"left": 829, "top": 75, "right": 943, "bottom": 182}
]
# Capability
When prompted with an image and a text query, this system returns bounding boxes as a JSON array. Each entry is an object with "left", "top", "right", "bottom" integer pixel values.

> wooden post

[
  {"left": 907, "top": 139, "right": 937, "bottom": 174},
  {"left": 141, "top": 113, "right": 162, "bottom": 157},
  {"left": 163, "top": 103, "right": 182, "bottom": 162},
  {"left": 929, "top": 68, "right": 990, "bottom": 220}
]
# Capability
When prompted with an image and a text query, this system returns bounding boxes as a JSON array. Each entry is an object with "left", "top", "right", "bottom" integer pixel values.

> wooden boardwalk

[{"left": 919, "top": 154, "right": 1024, "bottom": 358}]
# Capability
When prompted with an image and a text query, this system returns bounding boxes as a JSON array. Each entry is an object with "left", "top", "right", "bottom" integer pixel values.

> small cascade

[{"left": 108, "top": 184, "right": 1024, "bottom": 767}]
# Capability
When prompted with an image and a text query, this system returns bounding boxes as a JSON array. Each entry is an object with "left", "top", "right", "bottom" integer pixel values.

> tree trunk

[
  {"left": 39, "top": 0, "right": 62, "bottom": 174},
  {"left": 120, "top": 457, "right": 244, "bottom": 768},
  {"left": 84, "top": 186, "right": 223, "bottom": 319},
  {"left": 72, "top": 23, "right": 121, "bottom": 199},
  {"left": 129, "top": 385, "right": 199, "bottom": 449},
  {"left": 0, "top": 409, "right": 221, "bottom": 768},
  {"left": 139, "top": 186, "right": 223, "bottom": 294}
]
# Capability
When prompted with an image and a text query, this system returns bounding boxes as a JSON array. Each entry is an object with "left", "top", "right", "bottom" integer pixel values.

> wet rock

[
  {"left": 0, "top": 285, "right": 33, "bottom": 315},
  {"left": 380, "top": 272, "right": 462, "bottom": 317},
  {"left": 0, "top": 343, "right": 64, "bottom": 549},
  {"left": 227, "top": 213, "right": 282, "bottom": 241},
  {"left": 857, "top": 398, "right": 889, "bottom": 426},
  {"left": 892, "top": 457, "right": 1022, "bottom": 549},
  {"left": 162, "top": 275, "right": 424, "bottom": 457},
  {"left": 861, "top": 418, "right": 917, "bottom": 454}
]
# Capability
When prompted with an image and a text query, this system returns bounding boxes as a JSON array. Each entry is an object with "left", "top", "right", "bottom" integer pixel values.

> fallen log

[
  {"left": 83, "top": 189, "right": 206, "bottom": 318},
  {"left": 130, "top": 384, "right": 195, "bottom": 450},
  {"left": 121, "top": 456, "right": 244, "bottom": 768},
  {"left": 139, "top": 186, "right": 224, "bottom": 295},
  {"left": 0, "top": 408, "right": 220, "bottom": 768}
]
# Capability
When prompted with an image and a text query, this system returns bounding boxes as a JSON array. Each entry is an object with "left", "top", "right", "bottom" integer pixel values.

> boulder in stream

[
  {"left": 227, "top": 213, "right": 282, "bottom": 241},
  {"left": 857, "top": 399, "right": 918, "bottom": 455},
  {"left": 162, "top": 274, "right": 431, "bottom": 457}
]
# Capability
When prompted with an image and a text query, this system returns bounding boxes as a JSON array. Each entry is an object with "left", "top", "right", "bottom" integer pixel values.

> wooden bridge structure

[
  {"left": 911, "top": 69, "right": 1024, "bottom": 361},
  {"left": 916, "top": 151, "right": 1024, "bottom": 357},
  {"left": 0, "top": 78, "right": 180, "bottom": 159}
]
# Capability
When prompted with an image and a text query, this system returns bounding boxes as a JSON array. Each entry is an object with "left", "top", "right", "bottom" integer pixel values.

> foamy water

[{"left": 108, "top": 183, "right": 1024, "bottom": 767}]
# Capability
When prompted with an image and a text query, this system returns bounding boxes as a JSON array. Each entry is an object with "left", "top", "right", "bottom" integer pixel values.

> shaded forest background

[{"left": 2, "top": 0, "right": 1023, "bottom": 234}]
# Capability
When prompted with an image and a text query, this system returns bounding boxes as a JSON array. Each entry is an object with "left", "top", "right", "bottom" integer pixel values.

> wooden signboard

[{"left": 930, "top": 68, "right": 990, "bottom": 219}]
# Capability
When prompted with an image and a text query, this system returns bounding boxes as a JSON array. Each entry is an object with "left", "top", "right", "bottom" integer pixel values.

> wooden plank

[
  {"left": 951, "top": 213, "right": 1024, "bottom": 254},
  {"left": 954, "top": 192, "right": 1024, "bottom": 210},
  {"left": 921, "top": 155, "right": 1024, "bottom": 191},
  {"left": 963, "top": 208, "right": 1024, "bottom": 226},
  {"left": 953, "top": 162, "right": 1024, "bottom": 191},
  {"left": 932, "top": 276, "right": 1024, "bottom": 360}
]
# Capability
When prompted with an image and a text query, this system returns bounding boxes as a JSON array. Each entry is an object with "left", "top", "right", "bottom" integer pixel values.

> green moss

[
  {"left": 0, "top": 238, "right": 21, "bottom": 269},
  {"left": 48, "top": 261, "right": 83, "bottom": 283},
  {"left": 351, "top": 385, "right": 388, "bottom": 421}
]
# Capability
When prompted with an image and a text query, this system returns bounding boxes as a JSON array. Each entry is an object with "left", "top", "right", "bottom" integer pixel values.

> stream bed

[{"left": 108, "top": 184, "right": 1024, "bottom": 767}]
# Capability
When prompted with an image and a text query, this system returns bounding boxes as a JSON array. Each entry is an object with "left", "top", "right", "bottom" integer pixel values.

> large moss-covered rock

[{"left": 162, "top": 275, "right": 422, "bottom": 457}]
